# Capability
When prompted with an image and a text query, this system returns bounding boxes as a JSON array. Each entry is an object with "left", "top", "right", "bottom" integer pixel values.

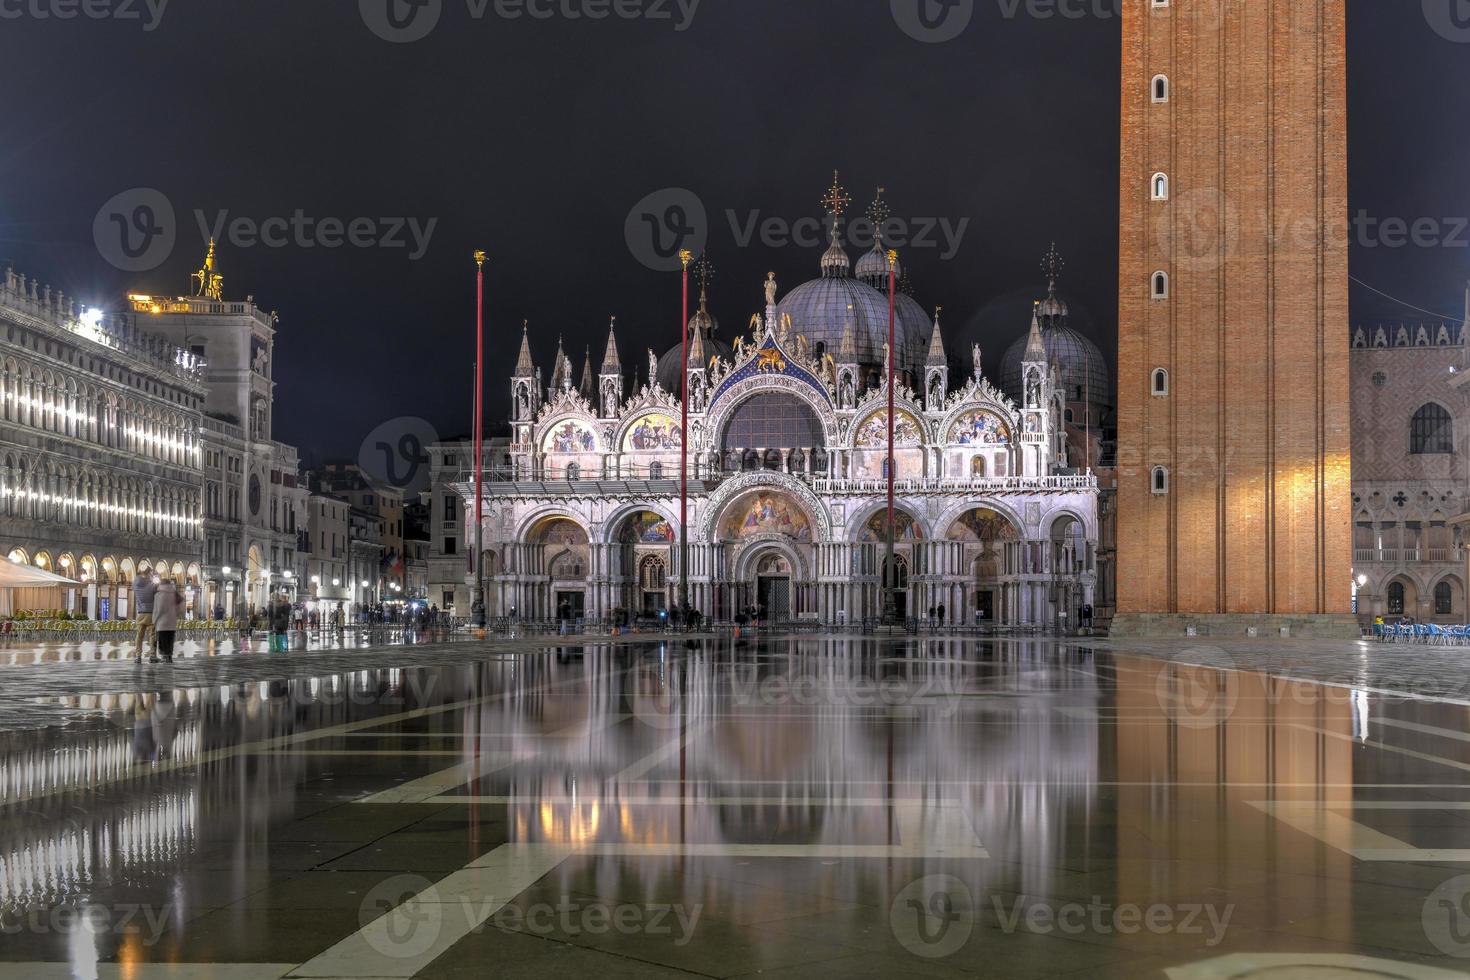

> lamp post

[
  {"left": 678, "top": 248, "right": 692, "bottom": 624},
  {"left": 882, "top": 248, "right": 899, "bottom": 625},
  {"left": 471, "top": 249, "right": 487, "bottom": 628}
]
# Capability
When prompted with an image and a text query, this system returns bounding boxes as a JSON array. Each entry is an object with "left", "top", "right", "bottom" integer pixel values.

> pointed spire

[
  {"left": 515, "top": 320, "right": 535, "bottom": 376},
  {"left": 579, "top": 347, "right": 594, "bottom": 400},
  {"left": 1024, "top": 304, "right": 1048, "bottom": 361},
  {"left": 926, "top": 307, "right": 947, "bottom": 366},
  {"left": 688, "top": 319, "right": 706, "bottom": 366},
  {"left": 601, "top": 316, "right": 621, "bottom": 373}
]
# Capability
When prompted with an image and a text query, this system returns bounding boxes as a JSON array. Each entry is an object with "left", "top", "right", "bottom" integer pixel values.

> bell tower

[{"left": 1112, "top": 0, "right": 1354, "bottom": 635}]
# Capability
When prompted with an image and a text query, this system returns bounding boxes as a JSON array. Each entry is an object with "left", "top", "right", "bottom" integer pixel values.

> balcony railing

[{"left": 1355, "top": 547, "right": 1466, "bottom": 564}]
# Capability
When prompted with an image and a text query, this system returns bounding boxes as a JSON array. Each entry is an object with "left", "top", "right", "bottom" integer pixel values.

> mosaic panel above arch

[
  {"left": 718, "top": 490, "right": 813, "bottom": 543},
  {"left": 946, "top": 508, "right": 1021, "bottom": 543},
  {"left": 854, "top": 410, "right": 922, "bottom": 448},
  {"left": 623, "top": 413, "right": 681, "bottom": 452},
  {"left": 859, "top": 508, "right": 924, "bottom": 542},
  {"left": 948, "top": 409, "right": 1010, "bottom": 446},
  {"left": 542, "top": 420, "right": 598, "bottom": 455}
]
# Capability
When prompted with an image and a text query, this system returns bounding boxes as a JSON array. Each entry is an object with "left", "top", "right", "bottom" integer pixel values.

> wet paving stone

[{"left": 1, "top": 635, "right": 1470, "bottom": 977}]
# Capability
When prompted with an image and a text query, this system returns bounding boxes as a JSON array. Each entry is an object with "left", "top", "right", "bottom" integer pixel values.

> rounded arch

[
  {"left": 6, "top": 547, "right": 29, "bottom": 565},
  {"left": 698, "top": 472, "right": 832, "bottom": 542},
  {"left": 847, "top": 499, "right": 929, "bottom": 543},
  {"left": 704, "top": 378, "right": 838, "bottom": 453},
  {"left": 616, "top": 408, "right": 683, "bottom": 453},
  {"left": 602, "top": 501, "right": 680, "bottom": 546},
  {"left": 935, "top": 499, "right": 1028, "bottom": 542},
  {"left": 539, "top": 413, "right": 604, "bottom": 455},
  {"left": 515, "top": 508, "right": 592, "bottom": 545},
  {"left": 848, "top": 403, "right": 927, "bottom": 450},
  {"left": 731, "top": 536, "right": 810, "bottom": 583}
]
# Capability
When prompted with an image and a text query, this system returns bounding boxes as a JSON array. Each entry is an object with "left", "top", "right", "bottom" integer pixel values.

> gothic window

[
  {"left": 639, "top": 555, "right": 667, "bottom": 591},
  {"left": 648, "top": 461, "right": 663, "bottom": 480},
  {"left": 1151, "top": 173, "right": 1169, "bottom": 200},
  {"left": 566, "top": 462, "right": 581, "bottom": 481},
  {"left": 1436, "top": 580, "right": 1453, "bottom": 616},
  {"left": 1151, "top": 74, "right": 1169, "bottom": 102},
  {"left": 1388, "top": 581, "right": 1405, "bottom": 615},
  {"left": 1152, "top": 368, "right": 1169, "bottom": 396},
  {"left": 1410, "top": 403, "right": 1453, "bottom": 455},
  {"left": 723, "top": 393, "right": 825, "bottom": 452}
]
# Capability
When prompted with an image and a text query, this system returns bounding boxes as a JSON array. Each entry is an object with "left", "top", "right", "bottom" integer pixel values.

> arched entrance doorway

[
  {"left": 523, "top": 516, "right": 590, "bottom": 622},
  {"left": 605, "top": 509, "right": 675, "bottom": 621},
  {"left": 857, "top": 507, "right": 923, "bottom": 621},
  {"left": 945, "top": 507, "right": 1021, "bottom": 626},
  {"left": 716, "top": 488, "right": 815, "bottom": 622}
]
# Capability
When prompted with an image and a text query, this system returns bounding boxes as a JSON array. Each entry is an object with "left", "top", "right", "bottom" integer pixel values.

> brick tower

[{"left": 1112, "top": 0, "right": 1355, "bottom": 637}]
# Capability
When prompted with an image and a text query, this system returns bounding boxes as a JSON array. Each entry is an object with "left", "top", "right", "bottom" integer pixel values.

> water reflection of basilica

[{"left": 464, "top": 189, "right": 1105, "bottom": 628}]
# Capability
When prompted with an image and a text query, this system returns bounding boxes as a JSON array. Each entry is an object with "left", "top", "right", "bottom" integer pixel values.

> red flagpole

[
  {"left": 472, "top": 249, "right": 486, "bottom": 628},
  {"left": 885, "top": 249, "right": 897, "bottom": 623},
  {"left": 679, "top": 249, "right": 692, "bottom": 620}
]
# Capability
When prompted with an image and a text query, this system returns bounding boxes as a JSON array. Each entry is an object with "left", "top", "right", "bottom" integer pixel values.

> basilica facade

[{"left": 461, "top": 223, "right": 1101, "bottom": 628}]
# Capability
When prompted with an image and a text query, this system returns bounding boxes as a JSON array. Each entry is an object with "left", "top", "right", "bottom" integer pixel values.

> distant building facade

[
  {"left": 127, "top": 249, "right": 306, "bottom": 617},
  {"left": 1350, "top": 291, "right": 1470, "bottom": 623},
  {"left": 0, "top": 267, "right": 207, "bottom": 617}
]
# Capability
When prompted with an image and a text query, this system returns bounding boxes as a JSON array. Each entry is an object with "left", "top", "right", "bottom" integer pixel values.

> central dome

[{"left": 775, "top": 229, "right": 928, "bottom": 378}]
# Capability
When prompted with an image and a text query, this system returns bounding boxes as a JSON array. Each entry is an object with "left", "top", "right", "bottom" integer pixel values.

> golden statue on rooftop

[{"left": 192, "top": 239, "right": 224, "bottom": 301}]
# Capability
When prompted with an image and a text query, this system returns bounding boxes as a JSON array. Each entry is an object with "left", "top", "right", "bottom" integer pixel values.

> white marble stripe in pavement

[
  {"left": 0, "top": 967, "right": 297, "bottom": 980},
  {"left": 287, "top": 844, "right": 576, "bottom": 978}
]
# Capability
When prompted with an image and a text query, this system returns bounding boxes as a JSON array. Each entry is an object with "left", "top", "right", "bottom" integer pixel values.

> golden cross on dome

[
  {"left": 1042, "top": 242, "right": 1065, "bottom": 286},
  {"left": 694, "top": 253, "right": 715, "bottom": 290},
  {"left": 821, "top": 170, "right": 851, "bottom": 220},
  {"left": 866, "top": 186, "right": 890, "bottom": 230}
]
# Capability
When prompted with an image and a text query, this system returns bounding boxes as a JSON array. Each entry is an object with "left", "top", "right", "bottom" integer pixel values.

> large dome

[
  {"left": 775, "top": 232, "right": 927, "bottom": 378},
  {"left": 1000, "top": 312, "right": 1111, "bottom": 409},
  {"left": 655, "top": 294, "right": 733, "bottom": 393}
]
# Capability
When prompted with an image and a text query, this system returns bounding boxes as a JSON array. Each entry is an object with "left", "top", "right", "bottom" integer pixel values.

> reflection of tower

[{"left": 1113, "top": 0, "right": 1353, "bottom": 634}]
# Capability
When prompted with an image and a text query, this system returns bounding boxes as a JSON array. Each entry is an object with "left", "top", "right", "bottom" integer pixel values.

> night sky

[{"left": 1, "top": 0, "right": 1466, "bottom": 461}]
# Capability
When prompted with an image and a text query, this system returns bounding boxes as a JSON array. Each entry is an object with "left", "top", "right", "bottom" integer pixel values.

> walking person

[
  {"left": 152, "top": 575, "right": 184, "bottom": 664},
  {"left": 132, "top": 568, "right": 159, "bottom": 665}
]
